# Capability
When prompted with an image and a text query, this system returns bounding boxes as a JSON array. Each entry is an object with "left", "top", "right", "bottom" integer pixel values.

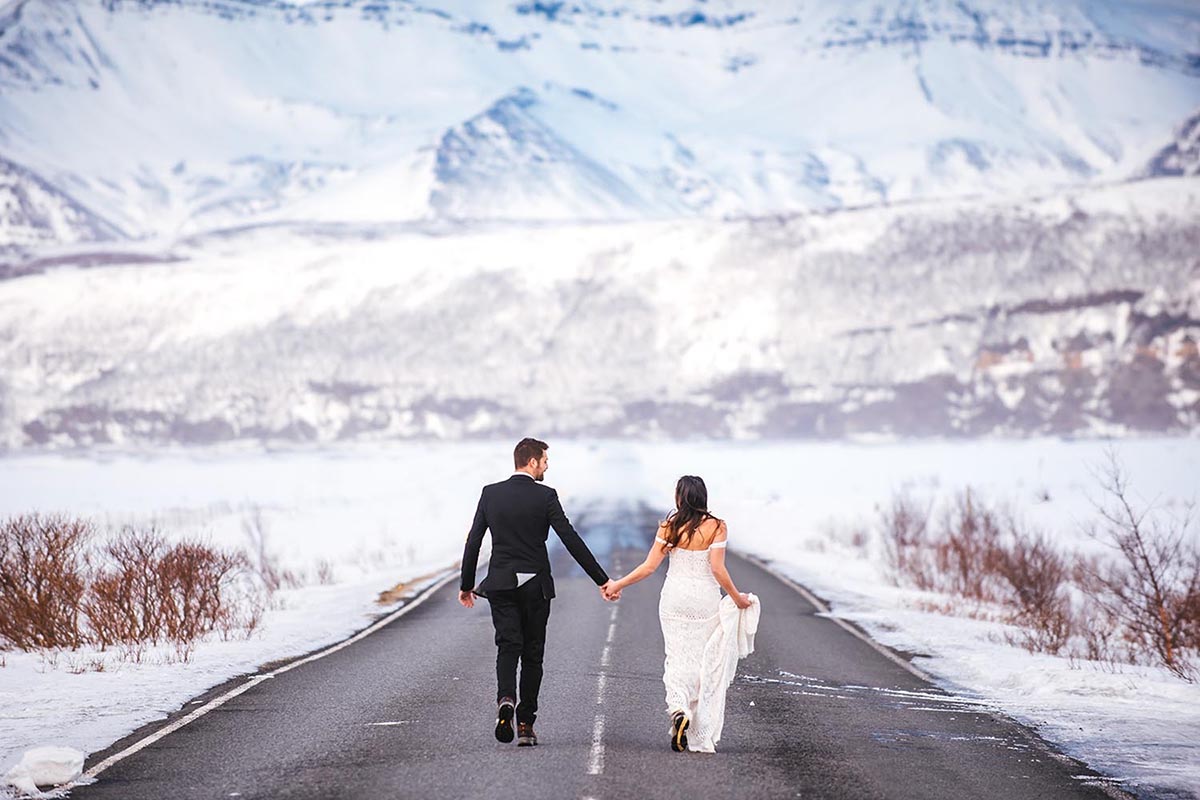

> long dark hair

[{"left": 662, "top": 475, "right": 722, "bottom": 548}]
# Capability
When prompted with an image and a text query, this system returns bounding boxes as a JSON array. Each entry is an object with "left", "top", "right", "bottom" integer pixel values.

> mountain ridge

[{"left": 1, "top": 0, "right": 1197, "bottom": 250}]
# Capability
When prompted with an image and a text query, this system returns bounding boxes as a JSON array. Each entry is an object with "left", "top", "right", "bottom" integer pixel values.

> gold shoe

[{"left": 670, "top": 711, "right": 689, "bottom": 752}]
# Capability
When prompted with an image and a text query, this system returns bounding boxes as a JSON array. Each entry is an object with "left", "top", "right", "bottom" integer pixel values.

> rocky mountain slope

[{"left": 0, "top": 176, "right": 1195, "bottom": 448}]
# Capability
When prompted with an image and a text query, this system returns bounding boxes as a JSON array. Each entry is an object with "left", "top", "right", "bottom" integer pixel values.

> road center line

[
  {"left": 588, "top": 585, "right": 617, "bottom": 777},
  {"left": 587, "top": 713, "right": 606, "bottom": 775}
]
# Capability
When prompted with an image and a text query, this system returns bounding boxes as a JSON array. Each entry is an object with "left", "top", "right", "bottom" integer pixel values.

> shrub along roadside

[
  {"left": 0, "top": 514, "right": 89, "bottom": 651},
  {"left": 0, "top": 514, "right": 265, "bottom": 659},
  {"left": 882, "top": 453, "right": 1200, "bottom": 681}
]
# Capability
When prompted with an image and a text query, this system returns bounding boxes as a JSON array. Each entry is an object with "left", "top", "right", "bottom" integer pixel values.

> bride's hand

[{"left": 734, "top": 592, "right": 752, "bottom": 609}]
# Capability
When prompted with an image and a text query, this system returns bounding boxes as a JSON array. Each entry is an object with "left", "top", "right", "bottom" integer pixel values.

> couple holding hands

[{"left": 459, "top": 438, "right": 760, "bottom": 753}]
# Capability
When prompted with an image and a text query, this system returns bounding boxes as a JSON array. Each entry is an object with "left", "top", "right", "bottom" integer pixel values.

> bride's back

[
  {"left": 661, "top": 517, "right": 724, "bottom": 552},
  {"left": 659, "top": 518, "right": 724, "bottom": 587}
]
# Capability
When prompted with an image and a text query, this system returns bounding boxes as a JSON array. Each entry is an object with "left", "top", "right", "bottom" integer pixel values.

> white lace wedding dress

[{"left": 657, "top": 535, "right": 757, "bottom": 753}]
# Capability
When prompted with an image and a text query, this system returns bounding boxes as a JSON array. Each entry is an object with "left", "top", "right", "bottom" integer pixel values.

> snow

[
  {"left": 1, "top": 176, "right": 1196, "bottom": 448},
  {"left": 0, "top": 443, "right": 506, "bottom": 793},
  {"left": 2, "top": 0, "right": 1199, "bottom": 239},
  {"left": 1, "top": 437, "right": 1197, "bottom": 796},
  {"left": 621, "top": 436, "right": 1200, "bottom": 798},
  {"left": 2, "top": 746, "right": 83, "bottom": 797}
]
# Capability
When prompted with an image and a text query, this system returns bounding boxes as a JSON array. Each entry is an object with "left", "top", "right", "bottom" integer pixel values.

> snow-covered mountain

[
  {"left": 0, "top": 156, "right": 124, "bottom": 253},
  {"left": 1145, "top": 109, "right": 1200, "bottom": 177},
  {"left": 0, "top": 176, "right": 1195, "bottom": 449},
  {"left": 0, "top": 0, "right": 1198, "bottom": 249},
  {"left": 1, "top": 1, "right": 1197, "bottom": 446}
]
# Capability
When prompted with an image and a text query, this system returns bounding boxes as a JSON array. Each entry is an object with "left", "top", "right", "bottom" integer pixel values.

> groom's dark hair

[{"left": 514, "top": 437, "right": 549, "bottom": 469}]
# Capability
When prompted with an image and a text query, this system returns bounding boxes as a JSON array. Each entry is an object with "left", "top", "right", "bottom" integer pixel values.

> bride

[{"left": 605, "top": 475, "right": 758, "bottom": 753}]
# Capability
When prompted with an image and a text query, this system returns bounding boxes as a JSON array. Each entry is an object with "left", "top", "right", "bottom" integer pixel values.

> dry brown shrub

[
  {"left": 159, "top": 541, "right": 246, "bottom": 642},
  {"left": 0, "top": 514, "right": 267, "bottom": 657},
  {"left": 85, "top": 529, "right": 169, "bottom": 648},
  {"left": 994, "top": 527, "right": 1074, "bottom": 655},
  {"left": 86, "top": 528, "right": 257, "bottom": 648},
  {"left": 0, "top": 514, "right": 93, "bottom": 650},
  {"left": 881, "top": 492, "right": 935, "bottom": 589},
  {"left": 1072, "top": 575, "right": 1127, "bottom": 666},
  {"left": 1083, "top": 452, "right": 1199, "bottom": 681},
  {"left": 1181, "top": 549, "right": 1200, "bottom": 652},
  {"left": 884, "top": 488, "right": 1010, "bottom": 601},
  {"left": 884, "top": 490, "right": 1084, "bottom": 660},
  {"left": 932, "top": 489, "right": 1006, "bottom": 602}
]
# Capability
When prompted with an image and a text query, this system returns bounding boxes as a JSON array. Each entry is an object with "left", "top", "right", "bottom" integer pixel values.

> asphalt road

[{"left": 73, "top": 504, "right": 1128, "bottom": 800}]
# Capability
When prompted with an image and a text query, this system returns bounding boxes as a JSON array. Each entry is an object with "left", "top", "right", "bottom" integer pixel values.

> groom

[{"left": 459, "top": 437, "right": 615, "bottom": 747}]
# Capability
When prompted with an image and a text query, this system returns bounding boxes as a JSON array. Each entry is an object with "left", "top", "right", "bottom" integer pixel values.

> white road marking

[
  {"left": 588, "top": 586, "right": 618, "bottom": 776},
  {"left": 587, "top": 713, "right": 606, "bottom": 775},
  {"left": 741, "top": 553, "right": 1138, "bottom": 800},
  {"left": 365, "top": 720, "right": 415, "bottom": 726},
  {"left": 68, "top": 568, "right": 461, "bottom": 788}
]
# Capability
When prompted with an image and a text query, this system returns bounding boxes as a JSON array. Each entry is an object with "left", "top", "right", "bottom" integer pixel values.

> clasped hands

[{"left": 459, "top": 582, "right": 621, "bottom": 607}]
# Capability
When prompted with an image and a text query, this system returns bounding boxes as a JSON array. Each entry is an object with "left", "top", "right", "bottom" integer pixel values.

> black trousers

[{"left": 486, "top": 578, "right": 552, "bottom": 725}]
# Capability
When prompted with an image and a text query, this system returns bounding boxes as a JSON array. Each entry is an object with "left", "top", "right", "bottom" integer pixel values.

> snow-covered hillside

[
  {"left": 0, "top": 157, "right": 124, "bottom": 252},
  {"left": 0, "top": 0, "right": 1198, "bottom": 249},
  {"left": 1146, "top": 109, "right": 1200, "bottom": 177},
  {"left": 0, "top": 176, "right": 1195, "bottom": 449}
]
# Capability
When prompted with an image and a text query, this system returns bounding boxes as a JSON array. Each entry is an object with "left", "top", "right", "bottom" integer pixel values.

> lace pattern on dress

[{"left": 657, "top": 528, "right": 733, "bottom": 752}]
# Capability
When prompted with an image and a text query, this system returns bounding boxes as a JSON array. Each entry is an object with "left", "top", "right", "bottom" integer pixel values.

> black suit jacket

[{"left": 460, "top": 474, "right": 608, "bottom": 599}]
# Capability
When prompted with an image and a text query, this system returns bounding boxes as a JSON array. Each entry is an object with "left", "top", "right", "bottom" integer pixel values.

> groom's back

[
  {"left": 463, "top": 473, "right": 607, "bottom": 600},
  {"left": 473, "top": 476, "right": 559, "bottom": 596},
  {"left": 485, "top": 477, "right": 553, "bottom": 550}
]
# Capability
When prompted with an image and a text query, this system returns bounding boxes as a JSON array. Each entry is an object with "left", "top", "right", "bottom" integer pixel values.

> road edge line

[
  {"left": 739, "top": 552, "right": 934, "bottom": 682},
  {"left": 739, "top": 552, "right": 1137, "bottom": 800},
  {"left": 71, "top": 567, "right": 460, "bottom": 787}
]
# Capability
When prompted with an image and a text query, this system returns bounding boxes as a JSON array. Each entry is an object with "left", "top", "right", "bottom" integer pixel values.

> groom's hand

[
  {"left": 600, "top": 580, "right": 620, "bottom": 602},
  {"left": 458, "top": 590, "right": 476, "bottom": 609}
]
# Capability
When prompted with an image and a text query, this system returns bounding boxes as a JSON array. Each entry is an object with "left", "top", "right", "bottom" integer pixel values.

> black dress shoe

[
  {"left": 670, "top": 710, "right": 689, "bottom": 752},
  {"left": 516, "top": 722, "right": 538, "bottom": 747},
  {"left": 495, "top": 698, "right": 516, "bottom": 743}
]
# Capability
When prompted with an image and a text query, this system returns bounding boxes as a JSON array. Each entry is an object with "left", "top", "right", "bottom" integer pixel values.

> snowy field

[{"left": 1, "top": 437, "right": 1198, "bottom": 797}]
